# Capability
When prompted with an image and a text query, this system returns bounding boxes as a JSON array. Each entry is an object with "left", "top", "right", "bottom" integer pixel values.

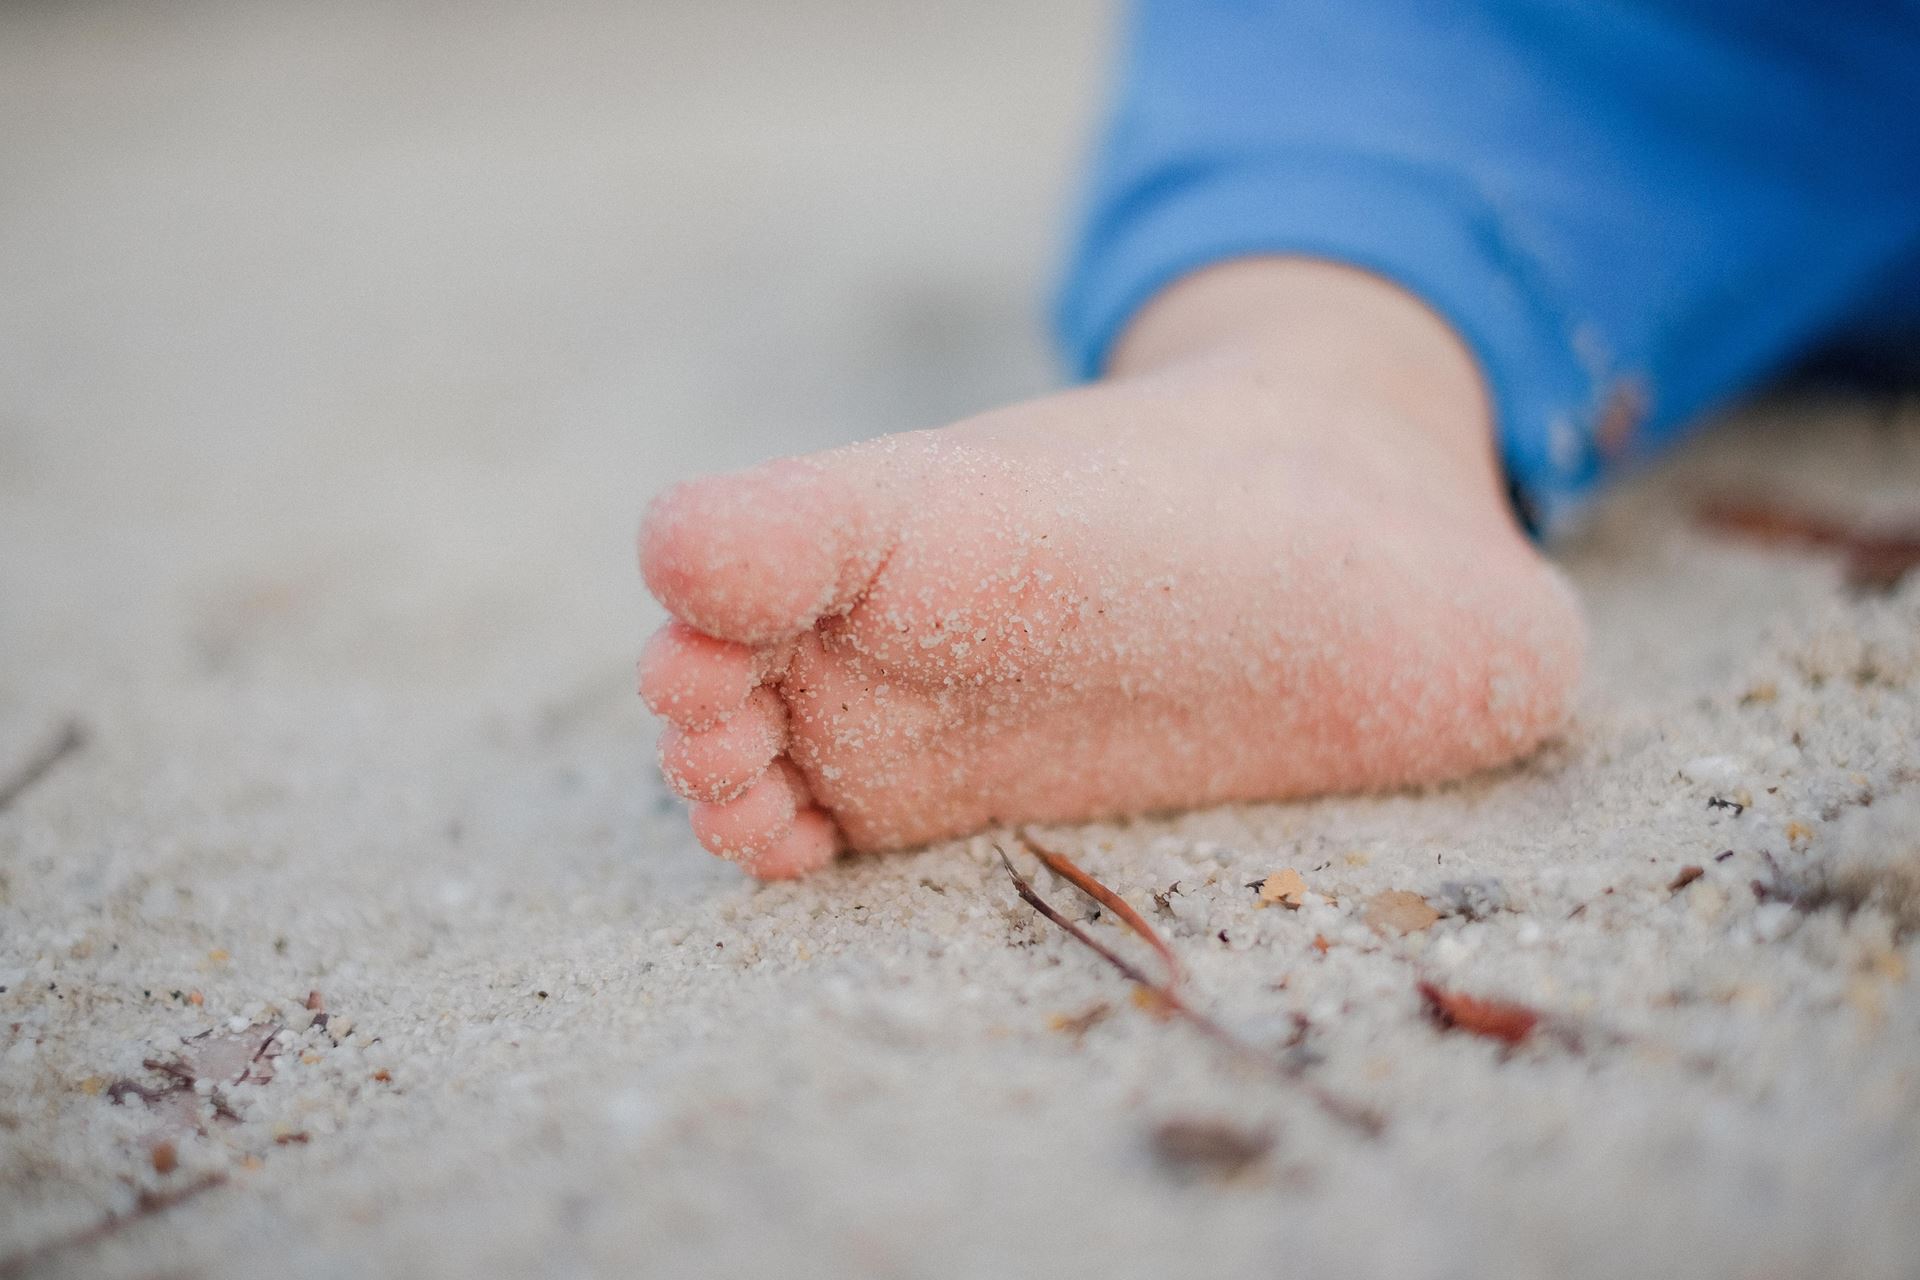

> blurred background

[{"left": 1, "top": 0, "right": 1107, "bottom": 715}]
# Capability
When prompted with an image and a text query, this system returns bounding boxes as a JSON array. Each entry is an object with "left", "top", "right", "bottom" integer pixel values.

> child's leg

[{"left": 639, "top": 257, "right": 1580, "bottom": 877}]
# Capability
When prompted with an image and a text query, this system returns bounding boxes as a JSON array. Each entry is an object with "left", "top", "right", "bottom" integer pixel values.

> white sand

[{"left": 2, "top": 4, "right": 1916, "bottom": 1277}]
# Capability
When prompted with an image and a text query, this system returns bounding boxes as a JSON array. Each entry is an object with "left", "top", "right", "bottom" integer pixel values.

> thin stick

[
  {"left": 0, "top": 1173, "right": 227, "bottom": 1279},
  {"left": 998, "top": 846, "right": 1164, "bottom": 991},
  {"left": 0, "top": 719, "right": 86, "bottom": 813},
  {"left": 997, "top": 846, "right": 1383, "bottom": 1137},
  {"left": 1018, "top": 830, "right": 1184, "bottom": 990}
]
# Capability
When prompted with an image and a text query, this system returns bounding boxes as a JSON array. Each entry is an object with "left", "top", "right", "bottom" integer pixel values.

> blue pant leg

[{"left": 1056, "top": 0, "right": 1920, "bottom": 534}]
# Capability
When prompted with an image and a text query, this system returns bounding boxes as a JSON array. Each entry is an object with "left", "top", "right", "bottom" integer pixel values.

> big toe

[{"left": 640, "top": 456, "right": 889, "bottom": 646}]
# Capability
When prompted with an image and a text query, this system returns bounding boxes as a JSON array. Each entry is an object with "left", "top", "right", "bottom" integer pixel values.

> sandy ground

[{"left": 3, "top": 3, "right": 1918, "bottom": 1277}]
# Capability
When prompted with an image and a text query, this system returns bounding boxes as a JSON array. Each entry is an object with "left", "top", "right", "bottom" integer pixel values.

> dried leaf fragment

[
  {"left": 1047, "top": 1003, "right": 1112, "bottom": 1038},
  {"left": 1668, "top": 865, "right": 1705, "bottom": 894},
  {"left": 1129, "top": 985, "right": 1176, "bottom": 1020},
  {"left": 1364, "top": 890, "right": 1440, "bottom": 936},
  {"left": 1417, "top": 981, "right": 1539, "bottom": 1045},
  {"left": 1150, "top": 1118, "right": 1274, "bottom": 1181},
  {"left": 172, "top": 1022, "right": 283, "bottom": 1088},
  {"left": 1256, "top": 868, "right": 1308, "bottom": 909}
]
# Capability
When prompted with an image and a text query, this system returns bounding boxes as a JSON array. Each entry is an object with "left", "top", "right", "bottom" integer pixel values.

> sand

[{"left": 2, "top": 3, "right": 1917, "bottom": 1277}]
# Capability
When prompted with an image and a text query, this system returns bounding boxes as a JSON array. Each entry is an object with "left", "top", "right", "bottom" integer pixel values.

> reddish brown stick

[
  {"left": 1019, "top": 830, "right": 1185, "bottom": 990},
  {"left": 999, "top": 846, "right": 1167, "bottom": 993},
  {"left": 996, "top": 846, "right": 1383, "bottom": 1137},
  {"left": 1697, "top": 500, "right": 1920, "bottom": 592}
]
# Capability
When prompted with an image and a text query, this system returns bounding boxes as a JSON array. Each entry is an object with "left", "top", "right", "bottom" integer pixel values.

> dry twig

[
  {"left": 0, "top": 719, "right": 87, "bottom": 812},
  {"left": 1018, "top": 830, "right": 1184, "bottom": 989},
  {"left": 1698, "top": 500, "right": 1920, "bottom": 592},
  {"left": 0, "top": 1174, "right": 227, "bottom": 1279},
  {"left": 996, "top": 841, "right": 1382, "bottom": 1136}
]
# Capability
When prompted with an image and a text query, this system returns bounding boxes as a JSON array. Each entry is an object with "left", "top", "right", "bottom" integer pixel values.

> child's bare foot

[{"left": 638, "top": 260, "right": 1584, "bottom": 878}]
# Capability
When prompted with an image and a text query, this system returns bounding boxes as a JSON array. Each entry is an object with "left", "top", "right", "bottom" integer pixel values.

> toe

[
  {"left": 639, "top": 456, "right": 889, "bottom": 646},
  {"left": 687, "top": 764, "right": 802, "bottom": 862},
  {"left": 740, "top": 809, "right": 841, "bottom": 879},
  {"left": 637, "top": 622, "right": 765, "bottom": 730},
  {"left": 657, "top": 688, "right": 788, "bottom": 803}
]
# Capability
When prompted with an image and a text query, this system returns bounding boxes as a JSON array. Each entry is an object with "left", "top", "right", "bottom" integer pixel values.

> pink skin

[{"left": 637, "top": 259, "right": 1586, "bottom": 879}]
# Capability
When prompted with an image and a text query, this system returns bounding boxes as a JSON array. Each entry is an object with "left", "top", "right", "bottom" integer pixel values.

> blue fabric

[{"left": 1055, "top": 0, "right": 1920, "bottom": 534}]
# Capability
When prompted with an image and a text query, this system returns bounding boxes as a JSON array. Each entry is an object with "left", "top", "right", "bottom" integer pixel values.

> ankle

[{"left": 1108, "top": 257, "right": 1499, "bottom": 481}]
